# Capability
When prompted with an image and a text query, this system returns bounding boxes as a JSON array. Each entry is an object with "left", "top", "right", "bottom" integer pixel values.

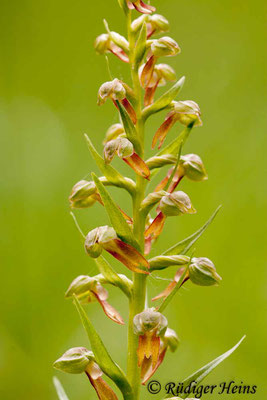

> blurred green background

[{"left": 1, "top": 0, "right": 267, "bottom": 399}]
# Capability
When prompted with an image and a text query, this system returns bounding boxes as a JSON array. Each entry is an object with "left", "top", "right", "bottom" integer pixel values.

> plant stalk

[{"left": 126, "top": 11, "right": 148, "bottom": 399}]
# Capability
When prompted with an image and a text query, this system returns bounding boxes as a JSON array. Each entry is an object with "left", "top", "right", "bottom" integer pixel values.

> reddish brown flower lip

[
  {"left": 123, "top": 153, "right": 150, "bottom": 180},
  {"left": 141, "top": 346, "right": 167, "bottom": 384},
  {"left": 92, "top": 290, "right": 125, "bottom": 325},
  {"left": 144, "top": 79, "right": 160, "bottom": 106},
  {"left": 103, "top": 239, "right": 150, "bottom": 274},
  {"left": 137, "top": 332, "right": 160, "bottom": 369},
  {"left": 109, "top": 43, "right": 129, "bottom": 63},
  {"left": 152, "top": 113, "right": 176, "bottom": 149},
  {"left": 113, "top": 98, "right": 137, "bottom": 125},
  {"left": 86, "top": 364, "right": 118, "bottom": 400},
  {"left": 140, "top": 55, "right": 156, "bottom": 88},
  {"left": 121, "top": 98, "right": 137, "bottom": 124},
  {"left": 145, "top": 212, "right": 166, "bottom": 240}
]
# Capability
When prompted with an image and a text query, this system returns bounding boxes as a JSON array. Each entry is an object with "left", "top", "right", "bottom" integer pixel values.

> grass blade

[
  {"left": 169, "top": 336, "right": 246, "bottom": 399},
  {"left": 53, "top": 377, "right": 69, "bottom": 400},
  {"left": 163, "top": 205, "right": 222, "bottom": 256}
]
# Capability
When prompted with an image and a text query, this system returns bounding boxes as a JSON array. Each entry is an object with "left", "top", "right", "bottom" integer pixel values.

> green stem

[{"left": 126, "top": 11, "right": 148, "bottom": 399}]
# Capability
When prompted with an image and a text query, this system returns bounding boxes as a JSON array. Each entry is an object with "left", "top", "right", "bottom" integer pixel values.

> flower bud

[
  {"left": 109, "top": 32, "right": 129, "bottom": 54},
  {"left": 94, "top": 32, "right": 129, "bottom": 63},
  {"left": 103, "top": 139, "right": 119, "bottom": 163},
  {"left": 140, "top": 190, "right": 166, "bottom": 214},
  {"left": 172, "top": 100, "right": 202, "bottom": 126},
  {"left": 103, "top": 123, "right": 124, "bottom": 143},
  {"left": 69, "top": 180, "right": 101, "bottom": 209},
  {"left": 131, "top": 15, "right": 146, "bottom": 33},
  {"left": 69, "top": 180, "right": 96, "bottom": 202},
  {"left": 116, "top": 138, "right": 134, "bottom": 159},
  {"left": 155, "top": 63, "right": 176, "bottom": 86},
  {"left": 180, "top": 154, "right": 208, "bottom": 182},
  {"left": 163, "top": 328, "right": 179, "bottom": 352},
  {"left": 97, "top": 79, "right": 126, "bottom": 105},
  {"left": 149, "top": 14, "right": 169, "bottom": 34},
  {"left": 151, "top": 36, "right": 181, "bottom": 57},
  {"left": 85, "top": 226, "right": 116, "bottom": 258},
  {"left": 53, "top": 347, "right": 93, "bottom": 374},
  {"left": 132, "top": 14, "right": 169, "bottom": 37},
  {"left": 189, "top": 257, "right": 222, "bottom": 286},
  {"left": 134, "top": 308, "right": 168, "bottom": 337},
  {"left": 159, "top": 191, "right": 196, "bottom": 217},
  {"left": 103, "top": 137, "right": 149, "bottom": 178},
  {"left": 94, "top": 33, "right": 110, "bottom": 55},
  {"left": 65, "top": 275, "right": 96, "bottom": 298},
  {"left": 103, "top": 137, "right": 134, "bottom": 163}
]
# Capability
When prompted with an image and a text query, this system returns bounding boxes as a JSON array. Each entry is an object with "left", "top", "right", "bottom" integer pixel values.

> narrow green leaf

[
  {"left": 167, "top": 336, "right": 246, "bottom": 399},
  {"left": 95, "top": 255, "right": 132, "bottom": 298},
  {"left": 73, "top": 296, "right": 134, "bottom": 400},
  {"left": 149, "top": 124, "right": 194, "bottom": 182},
  {"left": 133, "top": 22, "right": 147, "bottom": 68},
  {"left": 163, "top": 206, "right": 222, "bottom": 256},
  {"left": 158, "top": 123, "right": 194, "bottom": 157},
  {"left": 116, "top": 101, "right": 142, "bottom": 154},
  {"left": 165, "top": 142, "right": 182, "bottom": 192},
  {"left": 84, "top": 134, "right": 135, "bottom": 196},
  {"left": 158, "top": 264, "right": 189, "bottom": 313},
  {"left": 53, "top": 377, "right": 69, "bottom": 400},
  {"left": 92, "top": 173, "right": 140, "bottom": 251},
  {"left": 142, "top": 76, "right": 185, "bottom": 120}
]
